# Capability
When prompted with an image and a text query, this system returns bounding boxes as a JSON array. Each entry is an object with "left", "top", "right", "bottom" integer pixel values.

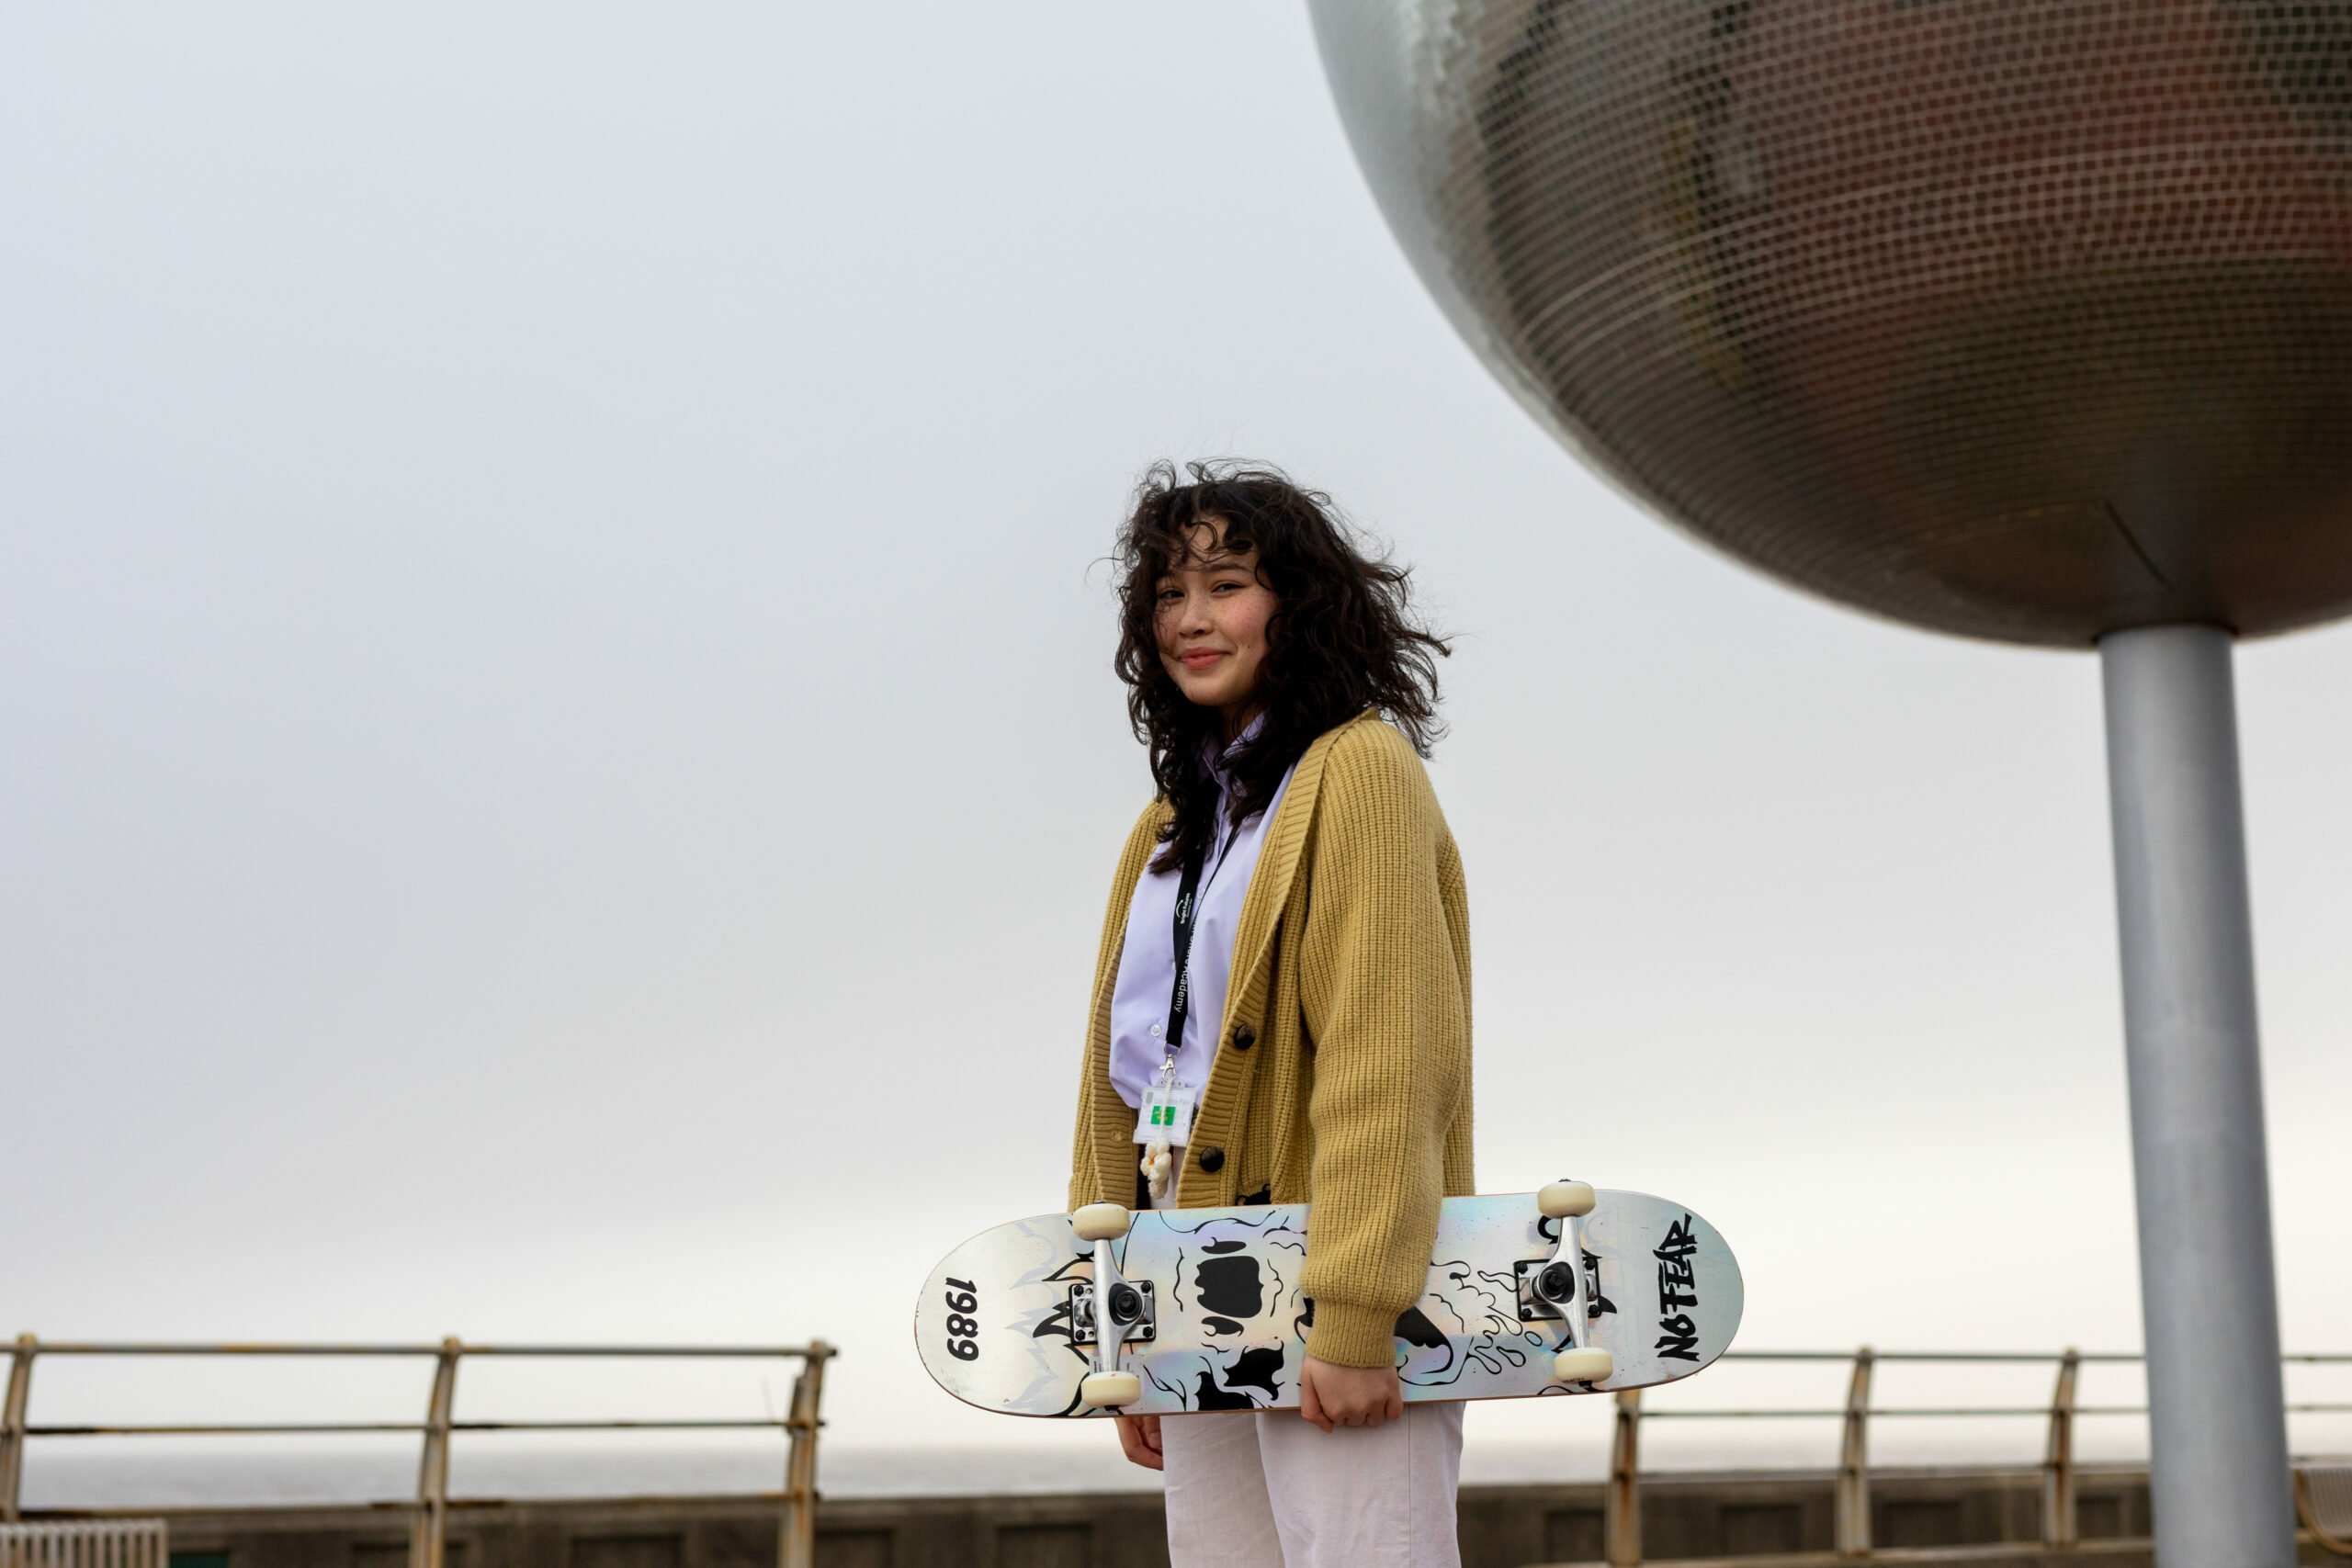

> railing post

[
  {"left": 1607, "top": 1386, "right": 1643, "bottom": 1567},
  {"left": 411, "top": 1337, "right": 460, "bottom": 1568},
  {"left": 2042, "top": 1348, "right": 2081, "bottom": 1549},
  {"left": 778, "top": 1341, "right": 831, "bottom": 1568},
  {"left": 0, "top": 1335, "right": 34, "bottom": 1523},
  {"left": 1836, "top": 1346, "right": 1873, "bottom": 1558}
]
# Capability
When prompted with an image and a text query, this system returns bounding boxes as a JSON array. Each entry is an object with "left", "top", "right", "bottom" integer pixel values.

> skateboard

[{"left": 916, "top": 1182, "right": 1741, "bottom": 1417}]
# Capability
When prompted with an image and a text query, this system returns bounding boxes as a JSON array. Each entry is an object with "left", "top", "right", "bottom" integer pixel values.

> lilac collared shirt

[{"left": 1108, "top": 735, "right": 1298, "bottom": 1123}]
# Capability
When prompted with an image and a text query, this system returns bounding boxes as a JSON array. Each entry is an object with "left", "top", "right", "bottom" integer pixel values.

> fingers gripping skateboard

[{"left": 1070, "top": 1204, "right": 1146, "bottom": 1410}]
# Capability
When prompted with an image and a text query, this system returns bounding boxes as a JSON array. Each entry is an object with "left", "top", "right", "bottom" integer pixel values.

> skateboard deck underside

[{"left": 917, "top": 1189, "right": 1742, "bottom": 1417}]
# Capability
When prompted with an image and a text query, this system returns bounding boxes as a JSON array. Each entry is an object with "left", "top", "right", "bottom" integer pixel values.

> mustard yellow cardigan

[{"left": 1067, "top": 712, "right": 1474, "bottom": 1369}]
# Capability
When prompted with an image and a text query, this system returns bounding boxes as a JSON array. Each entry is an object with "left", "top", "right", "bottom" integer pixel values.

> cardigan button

[
  {"left": 1197, "top": 1146, "right": 1225, "bottom": 1173},
  {"left": 1231, "top": 1023, "right": 1256, "bottom": 1052}
]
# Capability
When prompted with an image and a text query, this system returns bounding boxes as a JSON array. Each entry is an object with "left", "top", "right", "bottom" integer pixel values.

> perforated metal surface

[{"left": 1311, "top": 1, "right": 2352, "bottom": 645}]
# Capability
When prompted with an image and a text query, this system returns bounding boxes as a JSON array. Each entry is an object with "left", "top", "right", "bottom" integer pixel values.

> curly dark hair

[{"left": 1113, "top": 459, "right": 1451, "bottom": 873}]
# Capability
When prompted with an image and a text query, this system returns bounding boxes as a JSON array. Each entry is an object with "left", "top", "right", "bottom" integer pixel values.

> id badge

[{"left": 1132, "top": 1081, "right": 1197, "bottom": 1145}]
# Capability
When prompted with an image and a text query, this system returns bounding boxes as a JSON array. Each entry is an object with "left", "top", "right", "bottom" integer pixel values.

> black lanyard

[
  {"left": 1159, "top": 849, "right": 1207, "bottom": 1070},
  {"left": 1161, "top": 798, "right": 1249, "bottom": 1070}
]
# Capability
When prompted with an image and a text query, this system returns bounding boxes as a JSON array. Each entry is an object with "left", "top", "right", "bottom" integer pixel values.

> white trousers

[{"left": 1159, "top": 1401, "right": 1464, "bottom": 1567}]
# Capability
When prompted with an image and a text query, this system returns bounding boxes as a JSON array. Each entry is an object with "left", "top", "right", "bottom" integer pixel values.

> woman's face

[{"left": 1154, "top": 521, "right": 1277, "bottom": 728}]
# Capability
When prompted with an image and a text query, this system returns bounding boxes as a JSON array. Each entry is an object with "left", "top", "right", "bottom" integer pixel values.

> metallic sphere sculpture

[{"left": 1309, "top": 0, "right": 2352, "bottom": 646}]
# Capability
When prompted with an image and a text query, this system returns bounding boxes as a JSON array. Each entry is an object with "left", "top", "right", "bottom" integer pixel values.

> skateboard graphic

[{"left": 916, "top": 1182, "right": 1741, "bottom": 1416}]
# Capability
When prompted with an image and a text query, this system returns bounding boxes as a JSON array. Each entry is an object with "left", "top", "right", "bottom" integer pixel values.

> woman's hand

[
  {"left": 1114, "top": 1413, "right": 1164, "bottom": 1470},
  {"left": 1298, "top": 1355, "right": 1404, "bottom": 1433}
]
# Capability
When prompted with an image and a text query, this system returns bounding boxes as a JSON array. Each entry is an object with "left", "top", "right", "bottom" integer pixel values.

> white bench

[{"left": 0, "top": 1521, "right": 168, "bottom": 1568}]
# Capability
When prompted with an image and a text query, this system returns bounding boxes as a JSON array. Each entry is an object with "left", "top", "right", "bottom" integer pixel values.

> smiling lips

[{"left": 1181, "top": 649, "right": 1227, "bottom": 669}]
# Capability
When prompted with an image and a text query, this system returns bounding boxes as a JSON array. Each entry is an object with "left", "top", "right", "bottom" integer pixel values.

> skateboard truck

[
  {"left": 1512, "top": 1256, "right": 1598, "bottom": 1323},
  {"left": 1069, "top": 1202, "right": 1146, "bottom": 1408},
  {"left": 1532, "top": 1179, "right": 1614, "bottom": 1387},
  {"left": 1067, "top": 1279, "right": 1158, "bottom": 1347}
]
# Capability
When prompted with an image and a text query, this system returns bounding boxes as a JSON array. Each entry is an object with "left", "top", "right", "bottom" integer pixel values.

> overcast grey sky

[{"left": 4, "top": 5, "right": 2346, "bottom": 1476}]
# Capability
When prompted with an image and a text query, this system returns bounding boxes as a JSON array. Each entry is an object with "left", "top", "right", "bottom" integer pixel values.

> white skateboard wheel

[
  {"left": 1554, "top": 1347, "right": 1613, "bottom": 1385},
  {"left": 1080, "top": 1371, "right": 1141, "bottom": 1408},
  {"left": 1070, "top": 1203, "right": 1132, "bottom": 1242},
  {"left": 1538, "top": 1180, "right": 1597, "bottom": 1219}
]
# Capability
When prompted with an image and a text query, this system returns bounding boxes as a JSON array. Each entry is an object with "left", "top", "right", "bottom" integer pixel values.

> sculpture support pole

[{"left": 2098, "top": 624, "right": 2294, "bottom": 1568}]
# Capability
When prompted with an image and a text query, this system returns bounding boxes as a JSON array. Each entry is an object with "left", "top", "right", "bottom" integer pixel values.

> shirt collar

[{"left": 1206, "top": 714, "right": 1265, "bottom": 786}]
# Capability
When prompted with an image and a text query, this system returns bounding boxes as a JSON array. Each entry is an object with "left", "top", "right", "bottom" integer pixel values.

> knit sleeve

[
  {"left": 1069, "top": 804, "right": 1169, "bottom": 1211},
  {"left": 1295, "top": 723, "right": 1471, "bottom": 1368},
  {"left": 1067, "top": 1052, "right": 1107, "bottom": 1212}
]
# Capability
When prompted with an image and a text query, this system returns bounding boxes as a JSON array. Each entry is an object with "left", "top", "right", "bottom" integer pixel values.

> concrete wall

[{"left": 57, "top": 1464, "right": 2331, "bottom": 1568}]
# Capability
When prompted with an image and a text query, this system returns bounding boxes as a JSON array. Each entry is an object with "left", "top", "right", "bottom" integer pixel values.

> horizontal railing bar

[
  {"left": 1721, "top": 1350, "right": 2148, "bottom": 1364},
  {"left": 459, "top": 1345, "right": 819, "bottom": 1359},
  {"left": 1868, "top": 1407, "right": 2123, "bottom": 1418},
  {"left": 28, "top": 1418, "right": 799, "bottom": 1437},
  {"left": 12, "top": 1495, "right": 799, "bottom": 1521},
  {"left": 1641, "top": 1405, "right": 2159, "bottom": 1420},
  {"left": 1640, "top": 1401, "right": 2349, "bottom": 1421},
  {"left": 28, "top": 1343, "right": 444, "bottom": 1358},
  {"left": 1639, "top": 1410, "right": 1855, "bottom": 1420},
  {"left": 28, "top": 1423, "right": 427, "bottom": 1437},
  {"left": 24, "top": 1341, "right": 820, "bottom": 1359},
  {"left": 451, "top": 1419, "right": 788, "bottom": 1431},
  {"left": 1722, "top": 1349, "right": 2352, "bottom": 1364}
]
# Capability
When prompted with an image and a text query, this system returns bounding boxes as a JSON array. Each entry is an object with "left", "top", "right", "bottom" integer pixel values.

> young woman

[{"left": 1067, "top": 461, "right": 1474, "bottom": 1567}]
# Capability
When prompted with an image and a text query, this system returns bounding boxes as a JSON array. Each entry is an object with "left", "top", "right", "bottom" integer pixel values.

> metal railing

[
  {"left": 1602, "top": 1348, "right": 2352, "bottom": 1564},
  {"left": 0, "top": 1336, "right": 833, "bottom": 1568}
]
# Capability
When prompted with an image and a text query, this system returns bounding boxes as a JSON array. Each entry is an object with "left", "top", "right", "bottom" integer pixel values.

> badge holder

[{"left": 1134, "top": 1062, "right": 1197, "bottom": 1202}]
